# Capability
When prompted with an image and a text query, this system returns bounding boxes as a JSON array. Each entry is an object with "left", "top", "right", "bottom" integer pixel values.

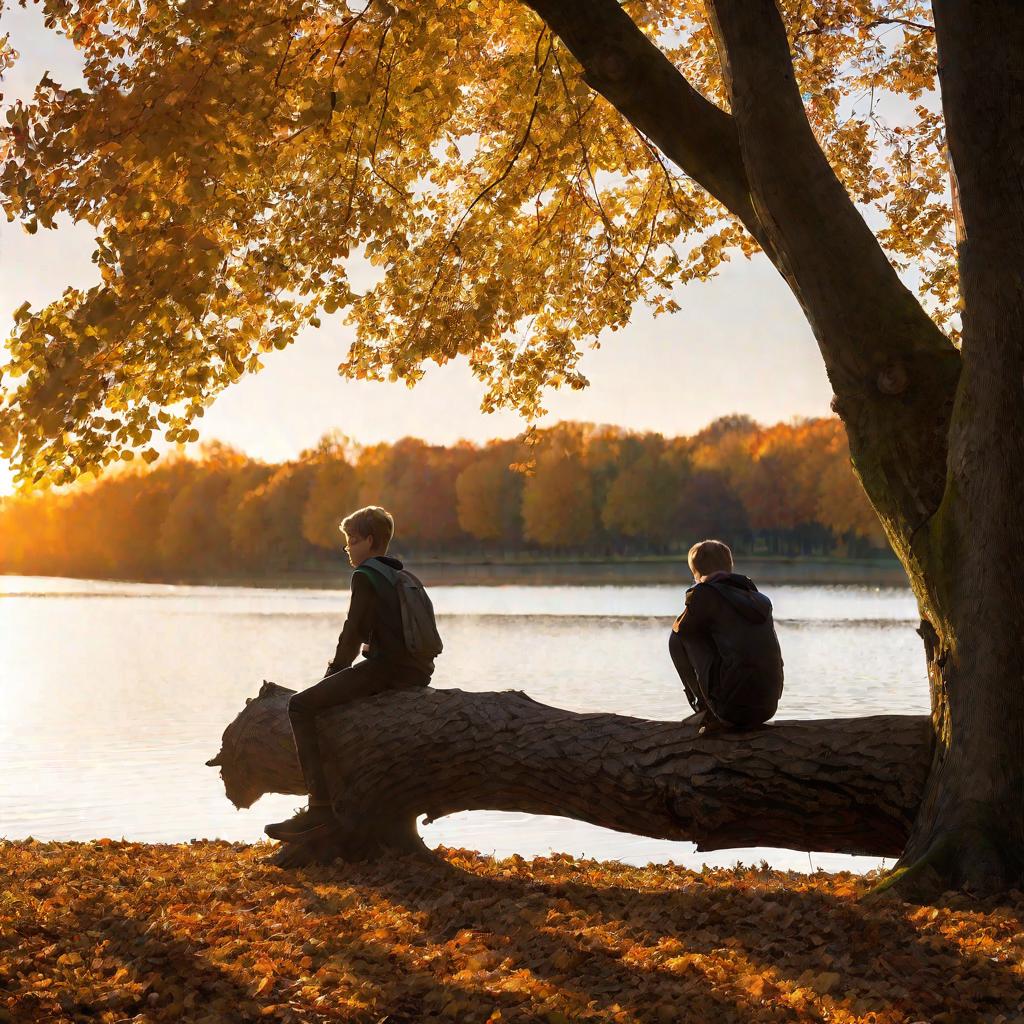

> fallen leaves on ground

[{"left": 0, "top": 840, "right": 1021, "bottom": 1023}]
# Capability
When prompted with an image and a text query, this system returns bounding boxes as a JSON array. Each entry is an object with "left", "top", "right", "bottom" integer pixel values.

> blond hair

[
  {"left": 340, "top": 506, "right": 394, "bottom": 551},
  {"left": 688, "top": 539, "right": 733, "bottom": 577}
]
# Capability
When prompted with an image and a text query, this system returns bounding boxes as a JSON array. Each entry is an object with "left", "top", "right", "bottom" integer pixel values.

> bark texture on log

[{"left": 209, "top": 682, "right": 932, "bottom": 868}]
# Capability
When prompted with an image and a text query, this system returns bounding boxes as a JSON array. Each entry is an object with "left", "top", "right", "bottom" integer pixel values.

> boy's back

[
  {"left": 342, "top": 554, "right": 436, "bottom": 676},
  {"left": 678, "top": 573, "right": 783, "bottom": 723},
  {"left": 354, "top": 557, "right": 442, "bottom": 675},
  {"left": 670, "top": 544, "right": 785, "bottom": 728}
]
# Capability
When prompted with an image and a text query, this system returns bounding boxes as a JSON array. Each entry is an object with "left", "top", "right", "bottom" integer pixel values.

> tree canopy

[{"left": 0, "top": 0, "right": 953, "bottom": 485}]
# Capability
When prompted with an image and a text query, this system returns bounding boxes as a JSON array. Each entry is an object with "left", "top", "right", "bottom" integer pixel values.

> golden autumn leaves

[
  {"left": 2, "top": 1, "right": 955, "bottom": 487},
  {"left": 1, "top": 839, "right": 1022, "bottom": 1023}
]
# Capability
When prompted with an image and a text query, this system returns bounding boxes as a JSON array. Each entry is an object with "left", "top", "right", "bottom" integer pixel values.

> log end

[{"left": 208, "top": 681, "right": 305, "bottom": 808}]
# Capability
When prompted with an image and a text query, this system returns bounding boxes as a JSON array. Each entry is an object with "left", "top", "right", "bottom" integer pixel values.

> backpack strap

[
  {"left": 353, "top": 558, "right": 397, "bottom": 597},
  {"left": 364, "top": 557, "right": 399, "bottom": 579},
  {"left": 356, "top": 561, "right": 403, "bottom": 598}
]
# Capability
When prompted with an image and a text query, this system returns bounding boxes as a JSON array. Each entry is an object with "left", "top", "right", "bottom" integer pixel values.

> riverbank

[
  {"left": 2, "top": 555, "right": 910, "bottom": 590},
  {"left": 2, "top": 840, "right": 1019, "bottom": 1024},
  {"left": 323, "top": 555, "right": 909, "bottom": 588}
]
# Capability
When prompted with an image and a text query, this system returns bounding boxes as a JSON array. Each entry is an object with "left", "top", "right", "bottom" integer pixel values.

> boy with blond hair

[
  {"left": 266, "top": 505, "right": 436, "bottom": 842},
  {"left": 669, "top": 539, "right": 784, "bottom": 730}
]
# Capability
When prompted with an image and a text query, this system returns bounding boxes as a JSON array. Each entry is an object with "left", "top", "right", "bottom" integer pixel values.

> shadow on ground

[{"left": 1, "top": 840, "right": 1021, "bottom": 1024}]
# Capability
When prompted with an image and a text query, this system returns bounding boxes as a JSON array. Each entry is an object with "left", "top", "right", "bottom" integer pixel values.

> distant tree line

[{"left": 0, "top": 416, "right": 889, "bottom": 580}]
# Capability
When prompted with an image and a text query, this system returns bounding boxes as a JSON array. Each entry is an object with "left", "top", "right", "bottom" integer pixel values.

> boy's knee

[
  {"left": 287, "top": 692, "right": 311, "bottom": 718},
  {"left": 668, "top": 630, "right": 692, "bottom": 666}
]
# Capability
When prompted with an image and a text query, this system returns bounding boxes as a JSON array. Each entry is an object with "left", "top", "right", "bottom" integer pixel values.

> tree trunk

[
  {"left": 886, "top": 1, "right": 1024, "bottom": 899},
  {"left": 208, "top": 682, "right": 932, "bottom": 871}
]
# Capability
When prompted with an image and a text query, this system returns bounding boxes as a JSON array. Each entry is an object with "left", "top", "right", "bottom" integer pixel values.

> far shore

[{"left": 3, "top": 554, "right": 910, "bottom": 589}]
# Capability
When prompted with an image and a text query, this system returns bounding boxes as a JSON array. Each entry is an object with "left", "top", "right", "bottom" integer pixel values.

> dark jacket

[
  {"left": 671, "top": 572, "right": 783, "bottom": 724},
  {"left": 328, "top": 555, "right": 434, "bottom": 676}
]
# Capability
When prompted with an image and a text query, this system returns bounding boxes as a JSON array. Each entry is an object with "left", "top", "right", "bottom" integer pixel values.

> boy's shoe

[
  {"left": 697, "top": 716, "right": 732, "bottom": 737},
  {"left": 264, "top": 803, "right": 335, "bottom": 842},
  {"left": 681, "top": 709, "right": 733, "bottom": 736}
]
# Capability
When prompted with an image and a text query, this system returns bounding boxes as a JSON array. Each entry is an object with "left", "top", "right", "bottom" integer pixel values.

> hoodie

[{"left": 672, "top": 573, "right": 784, "bottom": 722}]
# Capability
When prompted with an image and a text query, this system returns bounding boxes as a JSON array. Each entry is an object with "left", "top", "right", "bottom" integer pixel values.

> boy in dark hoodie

[
  {"left": 265, "top": 505, "right": 434, "bottom": 842},
  {"left": 669, "top": 539, "right": 784, "bottom": 730}
]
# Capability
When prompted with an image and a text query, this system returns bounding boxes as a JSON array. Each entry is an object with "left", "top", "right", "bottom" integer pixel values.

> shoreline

[{"left": 2, "top": 554, "right": 910, "bottom": 589}]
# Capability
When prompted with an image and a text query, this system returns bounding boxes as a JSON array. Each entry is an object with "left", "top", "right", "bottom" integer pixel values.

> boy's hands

[{"left": 321, "top": 644, "right": 368, "bottom": 677}]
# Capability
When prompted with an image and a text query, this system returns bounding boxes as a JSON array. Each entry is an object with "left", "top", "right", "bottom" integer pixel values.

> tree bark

[
  {"left": 208, "top": 682, "right": 932, "bottom": 871},
  {"left": 884, "top": 1, "right": 1024, "bottom": 899}
]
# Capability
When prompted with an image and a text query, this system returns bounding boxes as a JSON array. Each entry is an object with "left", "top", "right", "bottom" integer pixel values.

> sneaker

[
  {"left": 264, "top": 803, "right": 335, "bottom": 842},
  {"left": 698, "top": 717, "right": 732, "bottom": 736},
  {"left": 681, "top": 709, "right": 733, "bottom": 735}
]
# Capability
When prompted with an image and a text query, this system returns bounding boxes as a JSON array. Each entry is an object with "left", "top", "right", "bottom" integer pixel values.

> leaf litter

[{"left": 1, "top": 839, "right": 1022, "bottom": 1023}]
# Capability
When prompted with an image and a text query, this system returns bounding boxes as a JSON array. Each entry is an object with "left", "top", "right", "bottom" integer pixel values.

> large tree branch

[
  {"left": 520, "top": 0, "right": 960, "bottom": 549},
  {"left": 209, "top": 683, "right": 932, "bottom": 868},
  {"left": 704, "top": 0, "right": 961, "bottom": 549},
  {"left": 520, "top": 0, "right": 771, "bottom": 250}
]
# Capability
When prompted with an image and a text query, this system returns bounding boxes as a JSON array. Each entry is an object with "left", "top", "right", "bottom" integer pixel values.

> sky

[{"left": 0, "top": 4, "right": 836, "bottom": 495}]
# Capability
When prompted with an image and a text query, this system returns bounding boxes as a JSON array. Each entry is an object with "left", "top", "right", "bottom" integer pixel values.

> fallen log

[{"left": 207, "top": 682, "right": 933, "bottom": 868}]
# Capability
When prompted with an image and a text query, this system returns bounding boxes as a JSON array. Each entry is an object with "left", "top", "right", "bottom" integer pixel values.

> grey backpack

[{"left": 360, "top": 557, "right": 443, "bottom": 662}]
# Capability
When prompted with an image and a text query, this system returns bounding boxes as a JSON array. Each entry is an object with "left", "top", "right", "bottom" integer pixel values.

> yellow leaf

[{"left": 813, "top": 971, "right": 842, "bottom": 995}]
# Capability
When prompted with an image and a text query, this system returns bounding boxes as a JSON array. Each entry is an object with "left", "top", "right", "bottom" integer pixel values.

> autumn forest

[{"left": 0, "top": 413, "right": 887, "bottom": 581}]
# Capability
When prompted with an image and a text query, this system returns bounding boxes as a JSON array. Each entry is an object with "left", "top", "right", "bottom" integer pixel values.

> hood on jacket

[
  {"left": 704, "top": 573, "right": 772, "bottom": 624},
  {"left": 358, "top": 555, "right": 404, "bottom": 577}
]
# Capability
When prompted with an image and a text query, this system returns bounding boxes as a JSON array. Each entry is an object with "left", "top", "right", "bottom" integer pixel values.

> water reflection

[{"left": 1, "top": 575, "right": 926, "bottom": 873}]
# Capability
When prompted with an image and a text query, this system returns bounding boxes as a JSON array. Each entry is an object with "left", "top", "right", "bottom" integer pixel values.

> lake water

[{"left": 0, "top": 573, "right": 927, "bottom": 874}]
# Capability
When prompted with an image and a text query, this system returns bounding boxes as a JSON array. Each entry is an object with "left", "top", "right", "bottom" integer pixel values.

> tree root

[
  {"left": 264, "top": 813, "right": 432, "bottom": 869},
  {"left": 265, "top": 830, "right": 347, "bottom": 870},
  {"left": 870, "top": 827, "right": 1024, "bottom": 903}
]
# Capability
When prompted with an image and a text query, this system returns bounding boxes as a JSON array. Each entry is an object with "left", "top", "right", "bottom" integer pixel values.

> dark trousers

[
  {"left": 668, "top": 629, "right": 707, "bottom": 714},
  {"left": 668, "top": 630, "right": 776, "bottom": 727},
  {"left": 288, "top": 659, "right": 429, "bottom": 802}
]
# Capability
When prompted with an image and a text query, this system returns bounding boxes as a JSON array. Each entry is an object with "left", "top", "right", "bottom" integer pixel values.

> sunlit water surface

[{"left": 1, "top": 575, "right": 925, "bottom": 874}]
